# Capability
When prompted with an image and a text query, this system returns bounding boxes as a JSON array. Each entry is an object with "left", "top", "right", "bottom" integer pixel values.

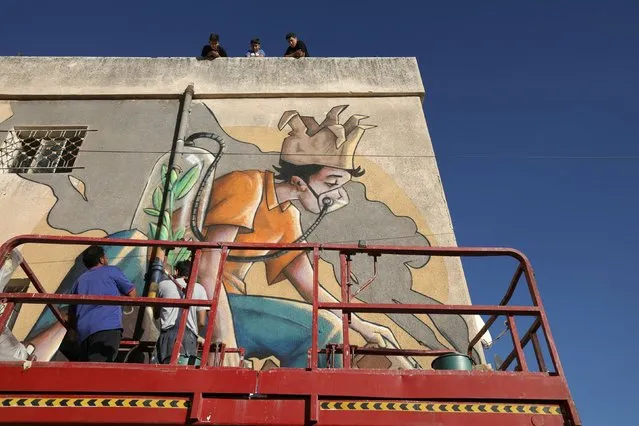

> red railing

[{"left": 0, "top": 234, "right": 564, "bottom": 378}]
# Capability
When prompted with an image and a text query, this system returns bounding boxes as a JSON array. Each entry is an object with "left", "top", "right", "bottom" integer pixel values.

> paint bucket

[
  {"left": 431, "top": 353, "right": 473, "bottom": 371},
  {"left": 178, "top": 355, "right": 201, "bottom": 366}
]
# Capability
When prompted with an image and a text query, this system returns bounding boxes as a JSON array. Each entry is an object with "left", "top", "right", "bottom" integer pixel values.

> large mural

[{"left": 0, "top": 99, "right": 480, "bottom": 368}]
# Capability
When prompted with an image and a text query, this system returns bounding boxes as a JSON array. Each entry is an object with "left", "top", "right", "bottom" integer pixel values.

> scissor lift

[{"left": 0, "top": 235, "right": 580, "bottom": 425}]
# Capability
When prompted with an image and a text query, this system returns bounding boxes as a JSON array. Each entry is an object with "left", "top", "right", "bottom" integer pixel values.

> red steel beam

[
  {"left": 319, "top": 410, "right": 567, "bottom": 426},
  {"left": 0, "top": 406, "right": 189, "bottom": 425},
  {"left": 169, "top": 248, "right": 201, "bottom": 365},
  {"left": 319, "top": 346, "right": 454, "bottom": 358},
  {"left": 0, "top": 362, "right": 257, "bottom": 394},
  {"left": 521, "top": 261, "right": 560, "bottom": 370},
  {"left": 0, "top": 234, "right": 534, "bottom": 263},
  {"left": 0, "top": 363, "right": 572, "bottom": 402},
  {"left": 197, "top": 398, "right": 567, "bottom": 426},
  {"left": 506, "top": 315, "right": 528, "bottom": 372},
  {"left": 0, "top": 301, "right": 14, "bottom": 331},
  {"left": 318, "top": 302, "right": 540, "bottom": 316},
  {"left": 340, "top": 253, "right": 351, "bottom": 369},
  {"left": 255, "top": 368, "right": 573, "bottom": 401},
  {"left": 497, "top": 265, "right": 525, "bottom": 306},
  {"left": 530, "top": 332, "right": 548, "bottom": 372},
  {"left": 0, "top": 292, "right": 211, "bottom": 308},
  {"left": 120, "top": 340, "right": 156, "bottom": 349},
  {"left": 19, "top": 260, "right": 68, "bottom": 328},
  {"left": 200, "top": 248, "right": 228, "bottom": 368},
  {"left": 198, "top": 398, "right": 307, "bottom": 425},
  {"left": 518, "top": 252, "right": 581, "bottom": 426},
  {"left": 0, "top": 399, "right": 569, "bottom": 426},
  {"left": 467, "top": 264, "right": 524, "bottom": 357},
  {"left": 309, "top": 246, "right": 321, "bottom": 421},
  {"left": 500, "top": 318, "right": 542, "bottom": 371},
  {"left": 310, "top": 247, "right": 320, "bottom": 370}
]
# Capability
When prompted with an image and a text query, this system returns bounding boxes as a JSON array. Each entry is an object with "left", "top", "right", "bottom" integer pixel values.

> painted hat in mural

[{"left": 277, "top": 105, "right": 375, "bottom": 170}]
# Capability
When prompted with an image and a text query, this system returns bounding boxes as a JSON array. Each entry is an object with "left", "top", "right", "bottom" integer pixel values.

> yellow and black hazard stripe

[
  {"left": 320, "top": 401, "right": 562, "bottom": 415},
  {"left": 0, "top": 397, "right": 189, "bottom": 409}
]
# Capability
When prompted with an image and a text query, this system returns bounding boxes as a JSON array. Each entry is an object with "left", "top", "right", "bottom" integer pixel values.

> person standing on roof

[
  {"left": 201, "top": 33, "right": 228, "bottom": 59},
  {"left": 68, "top": 245, "right": 136, "bottom": 362},
  {"left": 154, "top": 260, "right": 208, "bottom": 364},
  {"left": 246, "top": 38, "right": 266, "bottom": 57},
  {"left": 284, "top": 32, "right": 309, "bottom": 58}
]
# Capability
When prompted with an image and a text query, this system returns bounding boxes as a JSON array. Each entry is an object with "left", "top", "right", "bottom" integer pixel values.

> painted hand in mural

[
  {"left": 350, "top": 317, "right": 399, "bottom": 347},
  {"left": 349, "top": 317, "right": 416, "bottom": 369},
  {"left": 283, "top": 254, "right": 415, "bottom": 369}
]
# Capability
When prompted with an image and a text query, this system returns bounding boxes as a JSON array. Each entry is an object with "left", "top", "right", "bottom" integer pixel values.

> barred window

[{"left": 0, "top": 126, "right": 87, "bottom": 174}]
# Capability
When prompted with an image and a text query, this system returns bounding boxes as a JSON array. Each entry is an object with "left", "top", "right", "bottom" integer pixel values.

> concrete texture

[{"left": 0, "top": 57, "right": 424, "bottom": 99}]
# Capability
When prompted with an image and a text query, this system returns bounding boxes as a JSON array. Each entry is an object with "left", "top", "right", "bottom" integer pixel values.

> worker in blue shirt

[{"left": 68, "top": 245, "right": 136, "bottom": 362}]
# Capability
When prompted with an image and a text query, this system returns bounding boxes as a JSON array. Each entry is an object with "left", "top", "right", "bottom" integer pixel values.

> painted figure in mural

[
  {"left": 154, "top": 260, "right": 207, "bottom": 364},
  {"left": 68, "top": 245, "right": 137, "bottom": 362},
  {"left": 246, "top": 38, "right": 266, "bottom": 57},
  {"left": 284, "top": 32, "right": 309, "bottom": 58},
  {"left": 197, "top": 106, "right": 412, "bottom": 368},
  {"left": 201, "top": 33, "right": 228, "bottom": 59}
]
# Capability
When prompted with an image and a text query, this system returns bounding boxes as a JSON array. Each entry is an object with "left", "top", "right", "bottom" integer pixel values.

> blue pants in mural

[{"left": 228, "top": 294, "right": 343, "bottom": 368}]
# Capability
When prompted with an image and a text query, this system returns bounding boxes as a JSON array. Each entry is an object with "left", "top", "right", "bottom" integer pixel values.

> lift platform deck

[{"left": 0, "top": 235, "right": 580, "bottom": 425}]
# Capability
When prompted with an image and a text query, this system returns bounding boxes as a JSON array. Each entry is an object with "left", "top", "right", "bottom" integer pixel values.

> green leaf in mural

[
  {"left": 174, "top": 227, "right": 186, "bottom": 241},
  {"left": 159, "top": 224, "right": 170, "bottom": 241},
  {"left": 143, "top": 208, "right": 160, "bottom": 217},
  {"left": 169, "top": 168, "right": 178, "bottom": 189},
  {"left": 152, "top": 187, "right": 162, "bottom": 210},
  {"left": 174, "top": 165, "right": 201, "bottom": 200},
  {"left": 148, "top": 223, "right": 158, "bottom": 239},
  {"left": 167, "top": 249, "right": 177, "bottom": 266},
  {"left": 175, "top": 247, "right": 191, "bottom": 264},
  {"left": 161, "top": 164, "right": 168, "bottom": 186},
  {"left": 162, "top": 211, "right": 172, "bottom": 237},
  {"left": 167, "top": 189, "right": 174, "bottom": 214}
]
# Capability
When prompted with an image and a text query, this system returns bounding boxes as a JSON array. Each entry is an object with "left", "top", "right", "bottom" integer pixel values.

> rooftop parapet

[{"left": 0, "top": 57, "right": 424, "bottom": 99}]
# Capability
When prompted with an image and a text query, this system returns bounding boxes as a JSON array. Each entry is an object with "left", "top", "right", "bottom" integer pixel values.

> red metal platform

[{"left": 0, "top": 235, "right": 581, "bottom": 425}]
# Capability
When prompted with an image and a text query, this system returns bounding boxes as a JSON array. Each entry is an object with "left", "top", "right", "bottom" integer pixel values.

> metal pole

[
  {"left": 150, "top": 83, "right": 195, "bottom": 285},
  {"left": 134, "top": 84, "right": 195, "bottom": 340},
  {"left": 310, "top": 247, "right": 320, "bottom": 369},
  {"left": 200, "top": 247, "right": 229, "bottom": 367},
  {"left": 340, "top": 253, "right": 351, "bottom": 368},
  {"left": 506, "top": 315, "right": 528, "bottom": 372}
]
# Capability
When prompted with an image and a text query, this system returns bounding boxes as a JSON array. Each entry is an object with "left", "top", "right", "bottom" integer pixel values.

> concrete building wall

[{"left": 0, "top": 57, "right": 481, "bottom": 368}]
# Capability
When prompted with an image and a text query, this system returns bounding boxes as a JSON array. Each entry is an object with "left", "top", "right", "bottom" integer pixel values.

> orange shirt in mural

[{"left": 202, "top": 170, "right": 304, "bottom": 294}]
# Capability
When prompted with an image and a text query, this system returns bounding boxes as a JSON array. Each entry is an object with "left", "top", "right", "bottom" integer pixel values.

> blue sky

[{"left": 2, "top": 1, "right": 638, "bottom": 423}]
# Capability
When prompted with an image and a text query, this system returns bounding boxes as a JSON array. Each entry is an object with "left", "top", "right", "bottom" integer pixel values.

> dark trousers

[
  {"left": 156, "top": 326, "right": 197, "bottom": 364},
  {"left": 80, "top": 329, "right": 122, "bottom": 362}
]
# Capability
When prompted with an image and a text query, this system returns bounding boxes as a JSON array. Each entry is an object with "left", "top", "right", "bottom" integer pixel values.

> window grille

[{"left": 0, "top": 126, "right": 87, "bottom": 174}]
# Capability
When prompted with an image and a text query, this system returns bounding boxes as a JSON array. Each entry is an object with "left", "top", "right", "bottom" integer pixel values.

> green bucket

[
  {"left": 177, "top": 355, "right": 201, "bottom": 366},
  {"left": 431, "top": 353, "right": 473, "bottom": 371}
]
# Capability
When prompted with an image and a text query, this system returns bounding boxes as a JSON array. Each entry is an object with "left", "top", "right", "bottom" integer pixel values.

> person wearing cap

[
  {"left": 245, "top": 38, "right": 266, "bottom": 57},
  {"left": 283, "top": 32, "right": 309, "bottom": 58},
  {"left": 198, "top": 106, "right": 413, "bottom": 369},
  {"left": 201, "top": 33, "right": 228, "bottom": 59}
]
